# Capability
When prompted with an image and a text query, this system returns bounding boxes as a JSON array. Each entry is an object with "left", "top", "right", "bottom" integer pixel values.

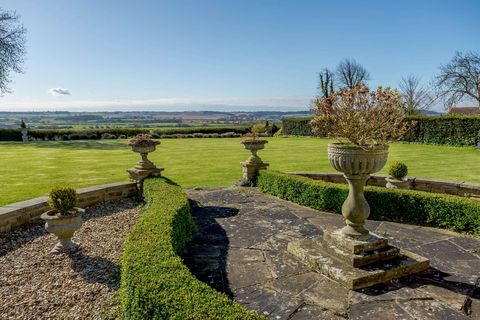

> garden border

[
  {"left": 0, "top": 181, "right": 137, "bottom": 232},
  {"left": 286, "top": 172, "right": 480, "bottom": 199},
  {"left": 257, "top": 171, "right": 480, "bottom": 234},
  {"left": 119, "top": 177, "right": 263, "bottom": 319}
]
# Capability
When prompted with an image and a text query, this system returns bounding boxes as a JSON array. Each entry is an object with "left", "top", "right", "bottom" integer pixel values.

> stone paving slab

[{"left": 184, "top": 187, "right": 480, "bottom": 319}]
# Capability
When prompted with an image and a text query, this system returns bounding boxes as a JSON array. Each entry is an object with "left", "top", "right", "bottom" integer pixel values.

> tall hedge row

[
  {"left": 282, "top": 115, "right": 480, "bottom": 146},
  {"left": 257, "top": 171, "right": 480, "bottom": 234},
  {"left": 0, "top": 126, "right": 250, "bottom": 141},
  {"left": 120, "top": 177, "right": 263, "bottom": 319}
]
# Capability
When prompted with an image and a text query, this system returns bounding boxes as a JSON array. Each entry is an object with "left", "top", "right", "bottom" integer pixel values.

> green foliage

[
  {"left": 402, "top": 115, "right": 480, "bottom": 146},
  {"left": 20, "top": 120, "right": 26, "bottom": 128},
  {"left": 120, "top": 177, "right": 263, "bottom": 320},
  {"left": 0, "top": 128, "right": 22, "bottom": 141},
  {"left": 282, "top": 115, "right": 480, "bottom": 146},
  {"left": 257, "top": 171, "right": 480, "bottom": 234},
  {"left": 0, "top": 126, "right": 250, "bottom": 141},
  {"left": 388, "top": 161, "right": 408, "bottom": 179},
  {"left": 48, "top": 186, "right": 78, "bottom": 214}
]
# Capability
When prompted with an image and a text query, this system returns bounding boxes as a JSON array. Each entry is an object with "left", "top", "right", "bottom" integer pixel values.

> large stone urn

[
  {"left": 328, "top": 143, "right": 389, "bottom": 239},
  {"left": 41, "top": 208, "right": 84, "bottom": 254},
  {"left": 127, "top": 138, "right": 163, "bottom": 190},
  {"left": 239, "top": 139, "right": 269, "bottom": 186},
  {"left": 129, "top": 140, "right": 160, "bottom": 170}
]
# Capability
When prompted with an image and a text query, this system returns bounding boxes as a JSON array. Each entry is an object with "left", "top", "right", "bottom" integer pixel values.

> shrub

[
  {"left": 282, "top": 115, "right": 480, "bottom": 146},
  {"left": 101, "top": 133, "right": 117, "bottom": 139},
  {"left": 257, "top": 171, "right": 480, "bottom": 234},
  {"left": 48, "top": 186, "right": 78, "bottom": 214},
  {"left": 311, "top": 84, "right": 408, "bottom": 146},
  {"left": 388, "top": 161, "right": 408, "bottom": 180},
  {"left": 120, "top": 177, "right": 263, "bottom": 319}
]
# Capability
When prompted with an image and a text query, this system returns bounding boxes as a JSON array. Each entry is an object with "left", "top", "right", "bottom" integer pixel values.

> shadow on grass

[
  {"left": 182, "top": 200, "right": 238, "bottom": 298},
  {"left": 0, "top": 140, "right": 128, "bottom": 150}
]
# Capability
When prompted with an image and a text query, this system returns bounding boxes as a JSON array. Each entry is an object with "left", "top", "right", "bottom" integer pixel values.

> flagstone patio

[{"left": 184, "top": 188, "right": 480, "bottom": 320}]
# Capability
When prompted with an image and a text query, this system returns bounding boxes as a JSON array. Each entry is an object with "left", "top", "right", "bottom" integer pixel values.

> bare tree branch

[
  {"left": 434, "top": 51, "right": 480, "bottom": 109},
  {"left": 399, "top": 75, "right": 434, "bottom": 115},
  {"left": 336, "top": 58, "right": 370, "bottom": 89},
  {"left": 0, "top": 8, "right": 27, "bottom": 95}
]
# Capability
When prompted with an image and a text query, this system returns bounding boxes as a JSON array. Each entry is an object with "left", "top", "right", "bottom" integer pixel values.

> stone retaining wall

[
  {"left": 0, "top": 181, "right": 137, "bottom": 233},
  {"left": 286, "top": 172, "right": 480, "bottom": 199}
]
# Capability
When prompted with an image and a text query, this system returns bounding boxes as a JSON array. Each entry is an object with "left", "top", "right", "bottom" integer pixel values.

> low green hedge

[
  {"left": 257, "top": 171, "right": 480, "bottom": 234},
  {"left": 0, "top": 126, "right": 250, "bottom": 141},
  {"left": 120, "top": 177, "right": 263, "bottom": 320}
]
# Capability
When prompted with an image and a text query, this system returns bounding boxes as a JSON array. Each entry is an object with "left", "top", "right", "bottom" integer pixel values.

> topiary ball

[
  {"left": 48, "top": 186, "right": 78, "bottom": 214},
  {"left": 388, "top": 161, "right": 408, "bottom": 180}
]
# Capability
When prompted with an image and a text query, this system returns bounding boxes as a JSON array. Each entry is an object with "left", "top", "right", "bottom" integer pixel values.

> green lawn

[{"left": 1, "top": 137, "right": 479, "bottom": 206}]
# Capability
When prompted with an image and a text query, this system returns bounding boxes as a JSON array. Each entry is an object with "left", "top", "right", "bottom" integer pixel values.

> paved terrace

[{"left": 184, "top": 188, "right": 480, "bottom": 320}]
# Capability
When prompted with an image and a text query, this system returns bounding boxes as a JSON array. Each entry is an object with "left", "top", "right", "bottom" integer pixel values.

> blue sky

[{"left": 0, "top": 0, "right": 479, "bottom": 111}]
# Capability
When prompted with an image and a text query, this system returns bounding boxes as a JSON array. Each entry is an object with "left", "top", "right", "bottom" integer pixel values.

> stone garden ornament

[
  {"left": 288, "top": 85, "right": 429, "bottom": 289},
  {"left": 127, "top": 134, "right": 164, "bottom": 190},
  {"left": 41, "top": 186, "right": 83, "bottom": 254},
  {"left": 239, "top": 123, "right": 269, "bottom": 186},
  {"left": 20, "top": 120, "right": 28, "bottom": 143}
]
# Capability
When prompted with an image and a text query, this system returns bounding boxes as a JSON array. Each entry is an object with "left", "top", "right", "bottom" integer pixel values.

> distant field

[{"left": 0, "top": 137, "right": 479, "bottom": 206}]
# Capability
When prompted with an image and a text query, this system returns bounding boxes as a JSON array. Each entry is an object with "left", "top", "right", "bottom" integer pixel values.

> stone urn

[
  {"left": 128, "top": 139, "right": 160, "bottom": 170},
  {"left": 241, "top": 139, "right": 268, "bottom": 164},
  {"left": 328, "top": 143, "right": 389, "bottom": 239},
  {"left": 385, "top": 177, "right": 411, "bottom": 189},
  {"left": 20, "top": 127, "right": 28, "bottom": 143},
  {"left": 41, "top": 208, "right": 84, "bottom": 254}
]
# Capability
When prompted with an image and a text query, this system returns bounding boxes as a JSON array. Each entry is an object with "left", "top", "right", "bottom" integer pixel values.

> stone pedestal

[
  {"left": 127, "top": 167, "right": 164, "bottom": 191},
  {"left": 288, "top": 230, "right": 429, "bottom": 289},
  {"left": 239, "top": 161, "right": 269, "bottom": 186}
]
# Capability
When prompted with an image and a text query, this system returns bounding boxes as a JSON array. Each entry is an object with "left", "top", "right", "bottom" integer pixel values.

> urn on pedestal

[{"left": 127, "top": 134, "right": 164, "bottom": 190}]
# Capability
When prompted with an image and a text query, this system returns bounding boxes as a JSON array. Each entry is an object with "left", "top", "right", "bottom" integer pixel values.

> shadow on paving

[{"left": 182, "top": 199, "right": 237, "bottom": 298}]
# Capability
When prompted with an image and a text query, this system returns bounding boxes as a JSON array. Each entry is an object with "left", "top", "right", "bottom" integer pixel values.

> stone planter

[
  {"left": 328, "top": 143, "right": 389, "bottom": 239},
  {"left": 129, "top": 141, "right": 160, "bottom": 170},
  {"left": 385, "top": 177, "right": 411, "bottom": 189},
  {"left": 41, "top": 208, "right": 84, "bottom": 254},
  {"left": 20, "top": 127, "right": 28, "bottom": 143},
  {"left": 241, "top": 139, "right": 268, "bottom": 164},
  {"left": 239, "top": 139, "right": 269, "bottom": 186}
]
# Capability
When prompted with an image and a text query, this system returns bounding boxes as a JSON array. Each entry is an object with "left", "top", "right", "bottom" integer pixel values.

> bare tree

[
  {"left": 0, "top": 8, "right": 26, "bottom": 95},
  {"left": 336, "top": 58, "right": 370, "bottom": 89},
  {"left": 317, "top": 68, "right": 335, "bottom": 99},
  {"left": 399, "top": 75, "right": 434, "bottom": 115},
  {"left": 434, "top": 51, "right": 480, "bottom": 109}
]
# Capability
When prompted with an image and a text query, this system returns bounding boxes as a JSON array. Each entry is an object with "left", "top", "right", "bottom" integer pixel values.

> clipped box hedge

[
  {"left": 0, "top": 126, "right": 250, "bottom": 141},
  {"left": 257, "top": 171, "right": 480, "bottom": 234},
  {"left": 120, "top": 177, "right": 263, "bottom": 320},
  {"left": 281, "top": 115, "right": 480, "bottom": 146}
]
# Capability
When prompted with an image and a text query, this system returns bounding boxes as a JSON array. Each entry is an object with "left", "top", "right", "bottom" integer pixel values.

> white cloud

[{"left": 48, "top": 88, "right": 72, "bottom": 96}]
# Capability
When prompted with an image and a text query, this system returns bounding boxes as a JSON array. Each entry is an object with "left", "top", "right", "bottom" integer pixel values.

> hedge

[
  {"left": 0, "top": 126, "right": 250, "bottom": 141},
  {"left": 257, "top": 171, "right": 480, "bottom": 234},
  {"left": 120, "top": 177, "right": 263, "bottom": 320},
  {"left": 282, "top": 115, "right": 480, "bottom": 146}
]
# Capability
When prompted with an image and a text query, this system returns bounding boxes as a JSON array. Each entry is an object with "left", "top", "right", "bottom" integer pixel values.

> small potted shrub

[
  {"left": 41, "top": 186, "right": 84, "bottom": 254},
  {"left": 311, "top": 84, "right": 409, "bottom": 239},
  {"left": 242, "top": 123, "right": 268, "bottom": 164},
  {"left": 386, "top": 161, "right": 410, "bottom": 189}
]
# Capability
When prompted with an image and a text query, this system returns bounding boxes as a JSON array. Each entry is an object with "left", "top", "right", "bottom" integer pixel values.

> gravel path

[{"left": 0, "top": 198, "right": 140, "bottom": 320}]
